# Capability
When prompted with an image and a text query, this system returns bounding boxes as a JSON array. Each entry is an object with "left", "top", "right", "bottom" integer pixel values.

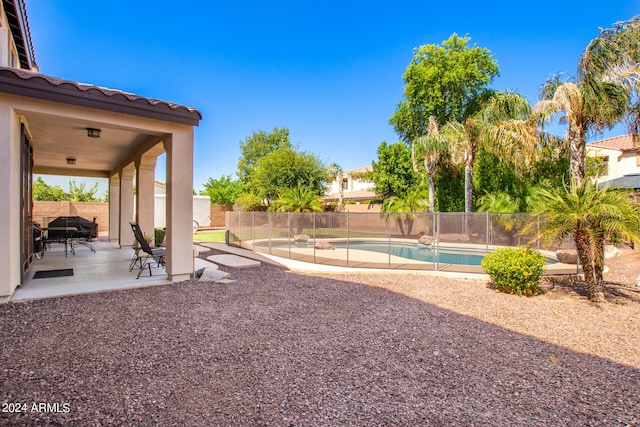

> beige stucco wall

[
  {"left": 587, "top": 146, "right": 640, "bottom": 183},
  {"left": 0, "top": 2, "right": 8, "bottom": 67},
  {"left": 0, "top": 104, "right": 22, "bottom": 299}
]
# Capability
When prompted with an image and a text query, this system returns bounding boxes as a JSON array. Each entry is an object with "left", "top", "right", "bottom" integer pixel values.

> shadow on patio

[{"left": 14, "top": 241, "right": 170, "bottom": 301}]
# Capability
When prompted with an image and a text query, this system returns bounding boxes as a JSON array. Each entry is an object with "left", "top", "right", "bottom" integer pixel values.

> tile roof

[
  {"left": 588, "top": 134, "right": 639, "bottom": 152},
  {"left": 0, "top": 67, "right": 202, "bottom": 125}
]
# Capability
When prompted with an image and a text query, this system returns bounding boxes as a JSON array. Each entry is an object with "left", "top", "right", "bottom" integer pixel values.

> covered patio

[
  {"left": 0, "top": 67, "right": 202, "bottom": 301},
  {"left": 12, "top": 240, "right": 172, "bottom": 301}
]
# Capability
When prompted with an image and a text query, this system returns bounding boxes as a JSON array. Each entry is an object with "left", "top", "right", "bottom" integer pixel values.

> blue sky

[{"left": 28, "top": 0, "right": 638, "bottom": 195}]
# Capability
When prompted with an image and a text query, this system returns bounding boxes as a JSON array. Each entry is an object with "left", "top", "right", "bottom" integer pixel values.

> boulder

[
  {"left": 198, "top": 268, "right": 231, "bottom": 282},
  {"left": 294, "top": 234, "right": 311, "bottom": 243},
  {"left": 556, "top": 249, "right": 579, "bottom": 264},
  {"left": 636, "top": 275, "right": 640, "bottom": 289},
  {"left": 604, "top": 245, "right": 620, "bottom": 259},
  {"left": 314, "top": 240, "right": 335, "bottom": 250},
  {"left": 418, "top": 235, "right": 434, "bottom": 246}
]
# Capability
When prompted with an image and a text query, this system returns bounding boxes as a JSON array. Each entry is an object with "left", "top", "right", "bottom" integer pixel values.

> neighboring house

[
  {"left": 0, "top": 0, "right": 202, "bottom": 300},
  {"left": 586, "top": 134, "right": 640, "bottom": 189},
  {"left": 325, "top": 166, "right": 377, "bottom": 204}
]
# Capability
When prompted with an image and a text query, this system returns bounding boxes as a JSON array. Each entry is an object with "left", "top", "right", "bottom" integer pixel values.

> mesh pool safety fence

[{"left": 225, "top": 211, "right": 578, "bottom": 274}]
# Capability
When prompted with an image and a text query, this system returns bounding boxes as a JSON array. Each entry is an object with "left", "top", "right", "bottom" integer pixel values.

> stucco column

[
  {"left": 108, "top": 173, "right": 120, "bottom": 242},
  {"left": 135, "top": 154, "right": 157, "bottom": 243},
  {"left": 163, "top": 128, "right": 194, "bottom": 282},
  {"left": 0, "top": 105, "right": 20, "bottom": 300},
  {"left": 118, "top": 165, "right": 136, "bottom": 248}
]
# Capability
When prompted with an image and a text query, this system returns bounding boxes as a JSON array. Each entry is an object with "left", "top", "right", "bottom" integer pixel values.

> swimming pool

[
  {"left": 276, "top": 240, "right": 558, "bottom": 267},
  {"left": 329, "top": 241, "right": 488, "bottom": 266}
]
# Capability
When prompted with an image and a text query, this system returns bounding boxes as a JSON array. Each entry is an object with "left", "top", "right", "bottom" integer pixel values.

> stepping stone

[
  {"left": 207, "top": 254, "right": 261, "bottom": 268},
  {"left": 194, "top": 257, "right": 218, "bottom": 271}
]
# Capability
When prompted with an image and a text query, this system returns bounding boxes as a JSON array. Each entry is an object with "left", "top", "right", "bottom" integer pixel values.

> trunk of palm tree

[
  {"left": 593, "top": 235, "right": 606, "bottom": 297},
  {"left": 574, "top": 230, "right": 605, "bottom": 302},
  {"left": 396, "top": 219, "right": 406, "bottom": 238},
  {"left": 569, "top": 124, "right": 587, "bottom": 186},
  {"left": 464, "top": 161, "right": 473, "bottom": 213},
  {"left": 428, "top": 174, "right": 435, "bottom": 213}
]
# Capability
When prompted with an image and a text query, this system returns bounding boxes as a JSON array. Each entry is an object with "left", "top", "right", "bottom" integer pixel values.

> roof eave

[{"left": 0, "top": 69, "right": 202, "bottom": 126}]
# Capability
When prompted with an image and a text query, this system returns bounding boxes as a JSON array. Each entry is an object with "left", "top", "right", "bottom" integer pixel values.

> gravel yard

[{"left": 1, "top": 248, "right": 639, "bottom": 426}]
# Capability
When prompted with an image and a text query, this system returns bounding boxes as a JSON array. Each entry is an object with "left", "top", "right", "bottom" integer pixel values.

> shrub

[
  {"left": 481, "top": 246, "right": 546, "bottom": 296},
  {"left": 154, "top": 228, "right": 166, "bottom": 247}
]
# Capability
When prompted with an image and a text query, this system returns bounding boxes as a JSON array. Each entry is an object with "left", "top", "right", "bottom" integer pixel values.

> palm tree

[
  {"left": 535, "top": 79, "right": 589, "bottom": 185},
  {"left": 381, "top": 188, "right": 429, "bottom": 238},
  {"left": 328, "top": 162, "right": 344, "bottom": 210},
  {"left": 416, "top": 116, "right": 448, "bottom": 212},
  {"left": 526, "top": 180, "right": 640, "bottom": 302},
  {"left": 535, "top": 17, "right": 639, "bottom": 185},
  {"left": 272, "top": 185, "right": 324, "bottom": 235},
  {"left": 445, "top": 91, "right": 532, "bottom": 213}
]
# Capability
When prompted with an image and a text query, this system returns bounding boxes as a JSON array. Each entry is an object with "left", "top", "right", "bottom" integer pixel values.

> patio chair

[
  {"left": 129, "top": 222, "right": 165, "bottom": 279},
  {"left": 70, "top": 217, "right": 97, "bottom": 254}
]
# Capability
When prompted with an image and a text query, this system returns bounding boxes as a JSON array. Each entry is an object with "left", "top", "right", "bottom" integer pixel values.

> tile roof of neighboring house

[
  {"left": 588, "top": 134, "right": 639, "bottom": 152},
  {"left": 346, "top": 165, "right": 373, "bottom": 174},
  {"left": 0, "top": 67, "right": 202, "bottom": 125},
  {"left": 2, "top": 0, "right": 37, "bottom": 69}
]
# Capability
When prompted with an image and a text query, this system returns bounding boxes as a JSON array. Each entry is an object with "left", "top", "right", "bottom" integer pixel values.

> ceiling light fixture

[
  {"left": 86, "top": 127, "right": 101, "bottom": 138},
  {"left": 66, "top": 157, "right": 76, "bottom": 165}
]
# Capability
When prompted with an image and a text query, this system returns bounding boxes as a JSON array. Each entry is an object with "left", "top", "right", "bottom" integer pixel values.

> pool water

[{"left": 330, "top": 241, "right": 488, "bottom": 266}]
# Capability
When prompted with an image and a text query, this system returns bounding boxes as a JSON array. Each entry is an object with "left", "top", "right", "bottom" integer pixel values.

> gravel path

[{"left": 1, "top": 251, "right": 639, "bottom": 426}]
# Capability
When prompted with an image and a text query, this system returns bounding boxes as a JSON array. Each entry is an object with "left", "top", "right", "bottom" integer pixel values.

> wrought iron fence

[{"left": 225, "top": 211, "right": 575, "bottom": 273}]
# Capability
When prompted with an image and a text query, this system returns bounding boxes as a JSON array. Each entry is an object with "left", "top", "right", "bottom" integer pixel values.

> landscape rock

[
  {"left": 294, "top": 234, "right": 311, "bottom": 243},
  {"left": 198, "top": 268, "right": 231, "bottom": 282},
  {"left": 418, "top": 235, "right": 434, "bottom": 246},
  {"left": 604, "top": 245, "right": 620, "bottom": 259},
  {"left": 556, "top": 249, "right": 579, "bottom": 264},
  {"left": 314, "top": 240, "right": 335, "bottom": 250}
]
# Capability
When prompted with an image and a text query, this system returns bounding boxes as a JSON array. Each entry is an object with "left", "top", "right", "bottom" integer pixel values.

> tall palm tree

[
  {"left": 445, "top": 91, "right": 532, "bottom": 213},
  {"left": 580, "top": 15, "right": 640, "bottom": 136},
  {"left": 526, "top": 180, "right": 640, "bottom": 302},
  {"left": 536, "top": 17, "right": 639, "bottom": 185},
  {"left": 328, "top": 162, "right": 344, "bottom": 210},
  {"left": 534, "top": 80, "right": 588, "bottom": 185},
  {"left": 416, "top": 116, "right": 449, "bottom": 212}
]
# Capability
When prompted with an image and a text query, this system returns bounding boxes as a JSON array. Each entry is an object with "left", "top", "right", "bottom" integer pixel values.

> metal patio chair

[{"left": 129, "top": 222, "right": 165, "bottom": 279}]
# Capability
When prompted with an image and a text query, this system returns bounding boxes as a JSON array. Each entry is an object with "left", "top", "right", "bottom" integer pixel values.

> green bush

[
  {"left": 481, "top": 246, "right": 546, "bottom": 296},
  {"left": 154, "top": 228, "right": 166, "bottom": 247}
]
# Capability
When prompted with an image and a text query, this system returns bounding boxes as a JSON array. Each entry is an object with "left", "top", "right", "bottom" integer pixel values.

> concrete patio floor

[{"left": 13, "top": 241, "right": 172, "bottom": 302}]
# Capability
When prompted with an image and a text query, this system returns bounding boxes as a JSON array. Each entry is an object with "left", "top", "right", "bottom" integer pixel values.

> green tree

[
  {"left": 68, "top": 180, "right": 101, "bottom": 202},
  {"left": 381, "top": 188, "right": 429, "bottom": 238},
  {"left": 33, "top": 177, "right": 68, "bottom": 201},
  {"left": 391, "top": 33, "right": 500, "bottom": 132},
  {"left": 370, "top": 141, "right": 418, "bottom": 199},
  {"left": 526, "top": 180, "right": 640, "bottom": 302},
  {"left": 247, "top": 147, "right": 328, "bottom": 203},
  {"left": 199, "top": 174, "right": 244, "bottom": 205},
  {"left": 237, "top": 127, "right": 292, "bottom": 182}
]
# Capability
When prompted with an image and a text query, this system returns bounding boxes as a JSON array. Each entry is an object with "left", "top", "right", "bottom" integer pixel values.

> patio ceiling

[
  {"left": 0, "top": 66, "right": 201, "bottom": 178},
  {"left": 24, "top": 110, "right": 163, "bottom": 177}
]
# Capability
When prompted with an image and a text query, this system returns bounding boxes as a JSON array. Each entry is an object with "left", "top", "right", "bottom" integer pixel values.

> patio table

[{"left": 42, "top": 226, "right": 78, "bottom": 257}]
